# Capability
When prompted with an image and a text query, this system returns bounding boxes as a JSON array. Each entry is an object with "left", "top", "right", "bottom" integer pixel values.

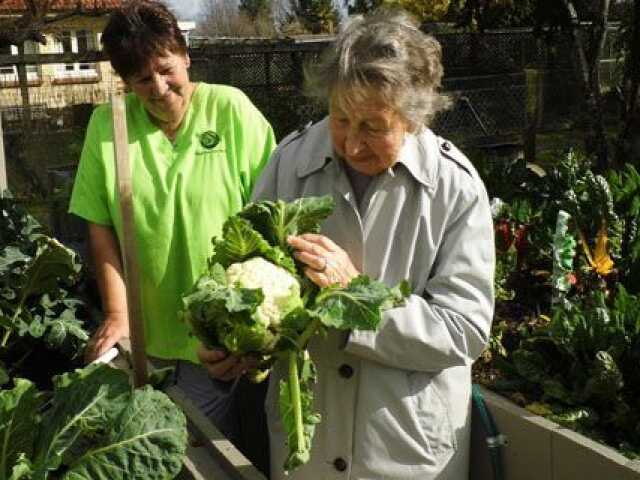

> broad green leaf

[
  {"left": 208, "top": 262, "right": 227, "bottom": 285},
  {"left": 28, "top": 317, "right": 46, "bottom": 338},
  {"left": 33, "top": 364, "right": 131, "bottom": 476},
  {"left": 181, "top": 274, "right": 264, "bottom": 351},
  {"left": 225, "top": 286, "right": 265, "bottom": 314},
  {"left": 210, "top": 217, "right": 271, "bottom": 267},
  {"left": 0, "top": 247, "right": 30, "bottom": 272},
  {"left": 583, "top": 351, "right": 623, "bottom": 403},
  {"left": 210, "top": 217, "right": 296, "bottom": 274},
  {"left": 0, "top": 364, "right": 187, "bottom": 480},
  {"left": 61, "top": 387, "right": 187, "bottom": 480},
  {"left": 0, "top": 379, "right": 42, "bottom": 479},
  {"left": 312, "top": 276, "right": 408, "bottom": 330},
  {"left": 278, "top": 308, "right": 315, "bottom": 348},
  {"left": 512, "top": 349, "right": 549, "bottom": 384},
  {"left": 44, "top": 309, "right": 89, "bottom": 352},
  {"left": 542, "top": 378, "right": 573, "bottom": 404},
  {"left": 18, "top": 239, "right": 81, "bottom": 300},
  {"left": 8, "top": 454, "right": 33, "bottom": 480},
  {"left": 220, "top": 317, "right": 276, "bottom": 353},
  {"left": 239, "top": 196, "right": 334, "bottom": 250}
]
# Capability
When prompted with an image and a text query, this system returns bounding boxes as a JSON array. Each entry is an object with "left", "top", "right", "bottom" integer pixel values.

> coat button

[
  {"left": 338, "top": 364, "right": 353, "bottom": 378},
  {"left": 333, "top": 457, "right": 348, "bottom": 472},
  {"left": 441, "top": 141, "right": 451, "bottom": 151}
]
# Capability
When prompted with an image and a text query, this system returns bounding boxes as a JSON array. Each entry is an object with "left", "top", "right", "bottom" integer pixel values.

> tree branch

[
  {"left": 560, "top": 0, "right": 590, "bottom": 87},
  {"left": 588, "top": 0, "right": 611, "bottom": 66},
  {"left": 0, "top": 0, "right": 111, "bottom": 48},
  {"left": 620, "top": 0, "right": 640, "bottom": 143}
]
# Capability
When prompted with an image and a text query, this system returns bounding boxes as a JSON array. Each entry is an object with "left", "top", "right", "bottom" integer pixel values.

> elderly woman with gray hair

[{"left": 200, "top": 9, "right": 495, "bottom": 480}]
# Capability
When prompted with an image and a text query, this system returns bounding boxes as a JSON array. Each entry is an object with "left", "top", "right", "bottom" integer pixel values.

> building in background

[
  {"left": 0, "top": 2, "right": 197, "bottom": 114},
  {"left": 179, "top": 21, "right": 197, "bottom": 46},
  {"left": 0, "top": 0, "right": 120, "bottom": 113}
]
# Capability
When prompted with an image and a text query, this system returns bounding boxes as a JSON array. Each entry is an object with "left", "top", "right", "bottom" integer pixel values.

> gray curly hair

[{"left": 304, "top": 9, "right": 450, "bottom": 129}]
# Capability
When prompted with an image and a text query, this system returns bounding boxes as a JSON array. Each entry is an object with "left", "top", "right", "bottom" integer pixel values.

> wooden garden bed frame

[{"left": 114, "top": 341, "right": 266, "bottom": 480}]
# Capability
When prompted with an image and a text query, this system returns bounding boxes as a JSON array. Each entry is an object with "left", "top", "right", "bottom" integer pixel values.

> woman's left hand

[{"left": 288, "top": 234, "right": 359, "bottom": 288}]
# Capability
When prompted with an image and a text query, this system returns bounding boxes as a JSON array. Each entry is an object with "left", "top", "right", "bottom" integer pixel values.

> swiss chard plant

[
  {"left": 476, "top": 150, "right": 640, "bottom": 458},
  {"left": 181, "top": 196, "right": 409, "bottom": 471},
  {"left": 608, "top": 164, "right": 640, "bottom": 292},
  {"left": 0, "top": 362, "right": 187, "bottom": 479},
  {"left": 0, "top": 198, "right": 90, "bottom": 387}
]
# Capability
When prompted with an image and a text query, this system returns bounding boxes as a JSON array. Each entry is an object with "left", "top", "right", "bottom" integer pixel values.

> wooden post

[
  {"left": 0, "top": 112, "right": 7, "bottom": 197},
  {"left": 523, "top": 68, "right": 544, "bottom": 163},
  {"left": 111, "top": 92, "right": 148, "bottom": 387},
  {"left": 16, "top": 45, "right": 32, "bottom": 134}
]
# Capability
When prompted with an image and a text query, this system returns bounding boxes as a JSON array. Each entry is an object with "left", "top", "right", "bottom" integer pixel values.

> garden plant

[
  {"left": 475, "top": 151, "right": 640, "bottom": 459},
  {"left": 0, "top": 197, "right": 188, "bottom": 479},
  {"left": 182, "top": 195, "right": 409, "bottom": 472}
]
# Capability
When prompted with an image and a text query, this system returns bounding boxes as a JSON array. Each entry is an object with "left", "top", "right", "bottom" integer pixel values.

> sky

[
  {"left": 166, "top": 0, "right": 348, "bottom": 23},
  {"left": 166, "top": 0, "right": 202, "bottom": 20}
]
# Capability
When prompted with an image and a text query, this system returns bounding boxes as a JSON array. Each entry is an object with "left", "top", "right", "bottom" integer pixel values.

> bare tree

[
  {"left": 286, "top": 0, "right": 339, "bottom": 34},
  {"left": 617, "top": 0, "right": 640, "bottom": 164},
  {"left": 559, "top": 0, "right": 612, "bottom": 172},
  {"left": 0, "top": 0, "right": 111, "bottom": 47},
  {"left": 197, "top": 0, "right": 276, "bottom": 37}
]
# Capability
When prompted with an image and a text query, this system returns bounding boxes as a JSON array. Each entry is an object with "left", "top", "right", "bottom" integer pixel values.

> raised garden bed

[
  {"left": 113, "top": 344, "right": 267, "bottom": 480},
  {"left": 471, "top": 386, "right": 640, "bottom": 480}
]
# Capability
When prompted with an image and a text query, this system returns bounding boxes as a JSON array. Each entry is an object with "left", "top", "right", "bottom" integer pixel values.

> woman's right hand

[
  {"left": 197, "top": 345, "right": 251, "bottom": 382},
  {"left": 84, "top": 312, "right": 129, "bottom": 363}
]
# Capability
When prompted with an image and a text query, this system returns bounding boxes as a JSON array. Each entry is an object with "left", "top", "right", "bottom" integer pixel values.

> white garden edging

[{"left": 470, "top": 386, "right": 640, "bottom": 480}]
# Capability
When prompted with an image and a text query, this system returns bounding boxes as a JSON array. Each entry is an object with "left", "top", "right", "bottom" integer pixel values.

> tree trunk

[
  {"left": 617, "top": 0, "right": 640, "bottom": 166},
  {"left": 561, "top": 0, "right": 611, "bottom": 172}
]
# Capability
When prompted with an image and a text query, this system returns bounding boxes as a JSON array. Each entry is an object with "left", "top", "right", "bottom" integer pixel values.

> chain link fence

[{"left": 0, "top": 27, "right": 622, "bottom": 246}]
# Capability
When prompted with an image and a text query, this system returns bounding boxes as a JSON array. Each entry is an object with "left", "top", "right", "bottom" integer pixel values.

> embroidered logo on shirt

[{"left": 199, "top": 130, "right": 220, "bottom": 149}]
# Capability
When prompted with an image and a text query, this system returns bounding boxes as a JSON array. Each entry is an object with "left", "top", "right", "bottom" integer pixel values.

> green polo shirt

[{"left": 69, "top": 83, "right": 276, "bottom": 363}]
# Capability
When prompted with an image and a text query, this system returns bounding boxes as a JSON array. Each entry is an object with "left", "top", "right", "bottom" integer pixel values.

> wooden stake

[
  {"left": 111, "top": 92, "right": 148, "bottom": 387},
  {"left": 0, "top": 113, "right": 7, "bottom": 197}
]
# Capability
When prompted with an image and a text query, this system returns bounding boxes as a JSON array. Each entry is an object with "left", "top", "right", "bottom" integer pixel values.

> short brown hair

[{"left": 101, "top": 0, "right": 187, "bottom": 80}]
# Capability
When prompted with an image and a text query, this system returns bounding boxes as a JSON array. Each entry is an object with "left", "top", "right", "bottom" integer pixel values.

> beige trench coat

[{"left": 252, "top": 118, "right": 495, "bottom": 480}]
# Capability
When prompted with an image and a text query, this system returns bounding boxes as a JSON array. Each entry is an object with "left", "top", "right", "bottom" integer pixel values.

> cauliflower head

[{"left": 226, "top": 257, "right": 302, "bottom": 327}]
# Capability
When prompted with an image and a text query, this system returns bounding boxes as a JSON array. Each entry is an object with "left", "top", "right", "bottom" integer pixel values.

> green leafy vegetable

[
  {"left": 0, "top": 198, "right": 90, "bottom": 387},
  {"left": 0, "top": 363, "right": 187, "bottom": 480},
  {"left": 182, "top": 196, "right": 409, "bottom": 471}
]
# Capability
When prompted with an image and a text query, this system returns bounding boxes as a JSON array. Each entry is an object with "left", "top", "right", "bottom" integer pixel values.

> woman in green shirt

[{"left": 69, "top": 0, "right": 275, "bottom": 473}]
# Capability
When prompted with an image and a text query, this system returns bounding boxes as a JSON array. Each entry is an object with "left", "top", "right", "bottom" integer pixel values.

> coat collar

[
  {"left": 296, "top": 117, "right": 335, "bottom": 178},
  {"left": 394, "top": 128, "right": 438, "bottom": 191},
  {"left": 295, "top": 118, "right": 439, "bottom": 193}
]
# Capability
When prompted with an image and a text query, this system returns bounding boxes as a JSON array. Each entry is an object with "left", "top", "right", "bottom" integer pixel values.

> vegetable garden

[
  {"left": 1, "top": 22, "right": 639, "bottom": 477},
  {"left": 474, "top": 151, "right": 640, "bottom": 461},
  {"left": 0, "top": 197, "right": 188, "bottom": 479},
  {"left": 3, "top": 149, "right": 640, "bottom": 477},
  {"left": 0, "top": 192, "right": 407, "bottom": 478}
]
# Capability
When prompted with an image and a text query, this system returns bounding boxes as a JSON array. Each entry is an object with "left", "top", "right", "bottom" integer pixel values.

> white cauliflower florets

[{"left": 226, "top": 257, "right": 301, "bottom": 327}]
